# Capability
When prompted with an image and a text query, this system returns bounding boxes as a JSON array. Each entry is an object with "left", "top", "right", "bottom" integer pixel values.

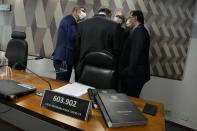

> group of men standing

[{"left": 52, "top": 7, "right": 150, "bottom": 98}]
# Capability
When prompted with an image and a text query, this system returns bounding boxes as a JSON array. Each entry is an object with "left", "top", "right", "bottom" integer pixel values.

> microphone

[
  {"left": 12, "top": 62, "right": 52, "bottom": 96},
  {"left": 13, "top": 62, "right": 52, "bottom": 90}
]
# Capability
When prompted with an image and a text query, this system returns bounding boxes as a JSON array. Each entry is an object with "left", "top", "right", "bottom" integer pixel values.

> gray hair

[{"left": 72, "top": 6, "right": 86, "bottom": 12}]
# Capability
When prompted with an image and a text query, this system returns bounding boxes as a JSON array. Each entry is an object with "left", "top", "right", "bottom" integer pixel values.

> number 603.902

[{"left": 53, "top": 95, "right": 77, "bottom": 107}]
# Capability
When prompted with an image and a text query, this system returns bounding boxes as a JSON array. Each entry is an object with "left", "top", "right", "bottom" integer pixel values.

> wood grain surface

[{"left": 0, "top": 69, "right": 165, "bottom": 131}]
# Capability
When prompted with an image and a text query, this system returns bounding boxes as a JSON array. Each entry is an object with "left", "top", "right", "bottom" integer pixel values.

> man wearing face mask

[
  {"left": 113, "top": 12, "right": 125, "bottom": 26},
  {"left": 113, "top": 12, "right": 129, "bottom": 49},
  {"left": 53, "top": 6, "right": 86, "bottom": 82},
  {"left": 126, "top": 18, "right": 131, "bottom": 27},
  {"left": 75, "top": 8, "right": 122, "bottom": 82},
  {"left": 119, "top": 10, "right": 150, "bottom": 97}
]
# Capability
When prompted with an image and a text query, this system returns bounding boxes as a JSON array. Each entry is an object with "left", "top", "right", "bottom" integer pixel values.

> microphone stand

[
  {"left": 23, "top": 67, "right": 52, "bottom": 90},
  {"left": 12, "top": 62, "right": 52, "bottom": 97}
]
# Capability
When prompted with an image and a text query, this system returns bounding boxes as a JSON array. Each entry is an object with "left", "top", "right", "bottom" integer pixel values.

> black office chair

[
  {"left": 78, "top": 50, "right": 117, "bottom": 89},
  {"left": 5, "top": 31, "right": 28, "bottom": 70}
]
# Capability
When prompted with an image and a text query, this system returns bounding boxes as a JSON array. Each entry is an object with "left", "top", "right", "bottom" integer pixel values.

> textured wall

[{"left": 0, "top": 0, "right": 195, "bottom": 80}]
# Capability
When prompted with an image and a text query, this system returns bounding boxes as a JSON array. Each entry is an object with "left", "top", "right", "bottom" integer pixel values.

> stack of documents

[
  {"left": 53, "top": 82, "right": 95, "bottom": 97},
  {"left": 95, "top": 93, "right": 148, "bottom": 128}
]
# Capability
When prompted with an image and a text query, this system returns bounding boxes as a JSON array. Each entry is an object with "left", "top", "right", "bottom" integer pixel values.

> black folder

[
  {"left": 88, "top": 88, "right": 117, "bottom": 109},
  {"left": 95, "top": 93, "right": 148, "bottom": 128},
  {"left": 0, "top": 80, "right": 36, "bottom": 99}
]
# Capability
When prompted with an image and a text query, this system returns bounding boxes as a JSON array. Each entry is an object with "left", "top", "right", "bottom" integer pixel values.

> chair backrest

[
  {"left": 5, "top": 31, "right": 28, "bottom": 70},
  {"left": 78, "top": 50, "right": 117, "bottom": 89}
]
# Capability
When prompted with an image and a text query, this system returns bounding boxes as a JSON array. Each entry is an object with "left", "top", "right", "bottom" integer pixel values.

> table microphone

[{"left": 12, "top": 62, "right": 52, "bottom": 96}]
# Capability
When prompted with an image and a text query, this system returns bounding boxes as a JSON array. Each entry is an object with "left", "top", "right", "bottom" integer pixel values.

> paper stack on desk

[{"left": 53, "top": 82, "right": 95, "bottom": 97}]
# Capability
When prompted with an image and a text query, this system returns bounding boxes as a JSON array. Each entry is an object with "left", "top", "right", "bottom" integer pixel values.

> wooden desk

[{"left": 0, "top": 70, "right": 165, "bottom": 131}]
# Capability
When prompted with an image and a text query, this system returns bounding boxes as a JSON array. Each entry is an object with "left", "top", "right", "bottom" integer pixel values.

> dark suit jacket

[
  {"left": 53, "top": 14, "right": 77, "bottom": 65},
  {"left": 120, "top": 27, "right": 130, "bottom": 51},
  {"left": 119, "top": 24, "right": 150, "bottom": 83},
  {"left": 75, "top": 14, "right": 122, "bottom": 79}
]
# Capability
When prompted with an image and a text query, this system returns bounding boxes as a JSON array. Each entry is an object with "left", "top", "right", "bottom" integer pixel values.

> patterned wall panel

[{"left": 0, "top": 0, "right": 195, "bottom": 80}]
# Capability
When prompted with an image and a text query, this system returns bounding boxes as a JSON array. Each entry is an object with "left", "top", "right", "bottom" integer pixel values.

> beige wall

[{"left": 0, "top": 0, "right": 195, "bottom": 80}]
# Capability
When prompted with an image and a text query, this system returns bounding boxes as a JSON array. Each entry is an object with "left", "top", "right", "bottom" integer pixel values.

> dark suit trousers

[
  {"left": 53, "top": 60, "right": 72, "bottom": 82},
  {"left": 121, "top": 77, "right": 145, "bottom": 98}
]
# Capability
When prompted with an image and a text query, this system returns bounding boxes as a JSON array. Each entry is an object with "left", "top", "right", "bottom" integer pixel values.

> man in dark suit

[
  {"left": 119, "top": 10, "right": 150, "bottom": 97},
  {"left": 53, "top": 7, "right": 86, "bottom": 81},
  {"left": 113, "top": 12, "right": 130, "bottom": 51},
  {"left": 75, "top": 8, "right": 122, "bottom": 80}
]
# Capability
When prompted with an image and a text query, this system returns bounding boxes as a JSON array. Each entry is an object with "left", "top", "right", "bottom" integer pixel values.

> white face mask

[
  {"left": 113, "top": 17, "right": 122, "bottom": 24},
  {"left": 78, "top": 11, "right": 87, "bottom": 20},
  {"left": 126, "top": 19, "right": 131, "bottom": 27},
  {"left": 98, "top": 12, "right": 106, "bottom": 16}
]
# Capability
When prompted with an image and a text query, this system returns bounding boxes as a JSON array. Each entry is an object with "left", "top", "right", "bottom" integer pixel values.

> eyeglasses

[
  {"left": 115, "top": 15, "right": 123, "bottom": 19},
  {"left": 130, "top": 15, "right": 135, "bottom": 18},
  {"left": 128, "top": 15, "right": 136, "bottom": 20},
  {"left": 80, "top": 8, "right": 86, "bottom": 13}
]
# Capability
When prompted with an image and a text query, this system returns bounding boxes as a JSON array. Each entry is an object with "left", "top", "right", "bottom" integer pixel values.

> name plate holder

[{"left": 41, "top": 90, "right": 92, "bottom": 121}]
